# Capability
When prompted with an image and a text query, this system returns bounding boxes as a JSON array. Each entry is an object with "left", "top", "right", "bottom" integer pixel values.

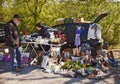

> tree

[
  {"left": 0, "top": 0, "right": 5, "bottom": 22},
  {"left": 1, "top": 0, "right": 120, "bottom": 46},
  {"left": 24, "top": 0, "right": 47, "bottom": 29}
]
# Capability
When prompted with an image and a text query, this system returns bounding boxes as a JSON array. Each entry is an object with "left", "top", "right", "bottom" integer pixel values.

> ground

[
  {"left": 0, "top": 43, "right": 120, "bottom": 84},
  {"left": 0, "top": 62, "right": 120, "bottom": 84}
]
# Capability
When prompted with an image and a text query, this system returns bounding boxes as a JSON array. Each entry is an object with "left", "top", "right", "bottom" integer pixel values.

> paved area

[
  {"left": 0, "top": 62, "right": 120, "bottom": 84},
  {"left": 0, "top": 43, "right": 120, "bottom": 84}
]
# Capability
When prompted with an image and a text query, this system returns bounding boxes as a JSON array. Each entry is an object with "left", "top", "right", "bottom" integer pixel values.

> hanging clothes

[
  {"left": 87, "top": 23, "right": 102, "bottom": 41},
  {"left": 75, "top": 26, "right": 82, "bottom": 47}
]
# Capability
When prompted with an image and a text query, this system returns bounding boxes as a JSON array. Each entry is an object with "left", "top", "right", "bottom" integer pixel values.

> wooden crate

[
  {"left": 56, "top": 18, "right": 64, "bottom": 24},
  {"left": 73, "top": 18, "right": 81, "bottom": 23}
]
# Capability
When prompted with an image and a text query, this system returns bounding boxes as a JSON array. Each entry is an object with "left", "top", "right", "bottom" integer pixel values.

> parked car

[
  {"left": 52, "top": 13, "right": 109, "bottom": 46},
  {"left": 0, "top": 22, "right": 5, "bottom": 42}
]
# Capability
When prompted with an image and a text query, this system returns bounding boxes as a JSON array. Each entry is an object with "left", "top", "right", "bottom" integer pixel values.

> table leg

[{"left": 29, "top": 43, "right": 40, "bottom": 65}]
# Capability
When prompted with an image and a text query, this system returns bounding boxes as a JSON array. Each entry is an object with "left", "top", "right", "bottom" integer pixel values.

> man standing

[{"left": 4, "top": 14, "right": 23, "bottom": 72}]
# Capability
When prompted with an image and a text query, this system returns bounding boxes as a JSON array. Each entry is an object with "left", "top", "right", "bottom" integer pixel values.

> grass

[{"left": 116, "top": 57, "right": 120, "bottom": 61}]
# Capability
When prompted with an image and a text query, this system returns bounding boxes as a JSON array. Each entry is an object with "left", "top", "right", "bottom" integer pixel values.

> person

[
  {"left": 34, "top": 23, "right": 50, "bottom": 51},
  {"left": 34, "top": 23, "right": 49, "bottom": 38},
  {"left": 32, "top": 23, "right": 50, "bottom": 66},
  {"left": 4, "top": 14, "right": 23, "bottom": 72}
]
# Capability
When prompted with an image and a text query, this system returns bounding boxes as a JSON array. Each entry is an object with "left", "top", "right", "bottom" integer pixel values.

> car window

[
  {"left": 0, "top": 23, "right": 5, "bottom": 29},
  {"left": 0, "top": 22, "right": 5, "bottom": 42},
  {"left": 0, "top": 23, "right": 5, "bottom": 34},
  {"left": 52, "top": 24, "right": 66, "bottom": 31}
]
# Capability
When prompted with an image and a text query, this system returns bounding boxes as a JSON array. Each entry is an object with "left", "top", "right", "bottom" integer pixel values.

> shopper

[
  {"left": 34, "top": 23, "right": 50, "bottom": 51},
  {"left": 4, "top": 14, "right": 23, "bottom": 72}
]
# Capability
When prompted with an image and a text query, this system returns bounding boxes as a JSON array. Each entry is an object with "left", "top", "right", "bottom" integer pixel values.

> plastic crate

[{"left": 64, "top": 18, "right": 73, "bottom": 23}]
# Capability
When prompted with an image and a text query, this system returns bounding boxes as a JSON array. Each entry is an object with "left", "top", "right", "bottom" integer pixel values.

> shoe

[
  {"left": 0, "top": 67, "right": 3, "bottom": 71},
  {"left": 18, "top": 65, "right": 24, "bottom": 69},
  {"left": 14, "top": 68, "right": 22, "bottom": 72},
  {"left": 39, "top": 65, "right": 44, "bottom": 69}
]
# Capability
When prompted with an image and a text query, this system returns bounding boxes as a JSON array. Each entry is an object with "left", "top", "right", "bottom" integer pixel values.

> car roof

[{"left": 53, "top": 22, "right": 91, "bottom": 28}]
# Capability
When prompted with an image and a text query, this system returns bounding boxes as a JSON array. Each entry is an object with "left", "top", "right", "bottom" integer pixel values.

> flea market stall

[{"left": 19, "top": 14, "right": 118, "bottom": 79}]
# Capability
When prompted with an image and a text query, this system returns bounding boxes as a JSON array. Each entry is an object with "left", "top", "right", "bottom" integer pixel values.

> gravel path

[
  {"left": 0, "top": 43, "right": 120, "bottom": 84},
  {"left": 0, "top": 62, "right": 120, "bottom": 84}
]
